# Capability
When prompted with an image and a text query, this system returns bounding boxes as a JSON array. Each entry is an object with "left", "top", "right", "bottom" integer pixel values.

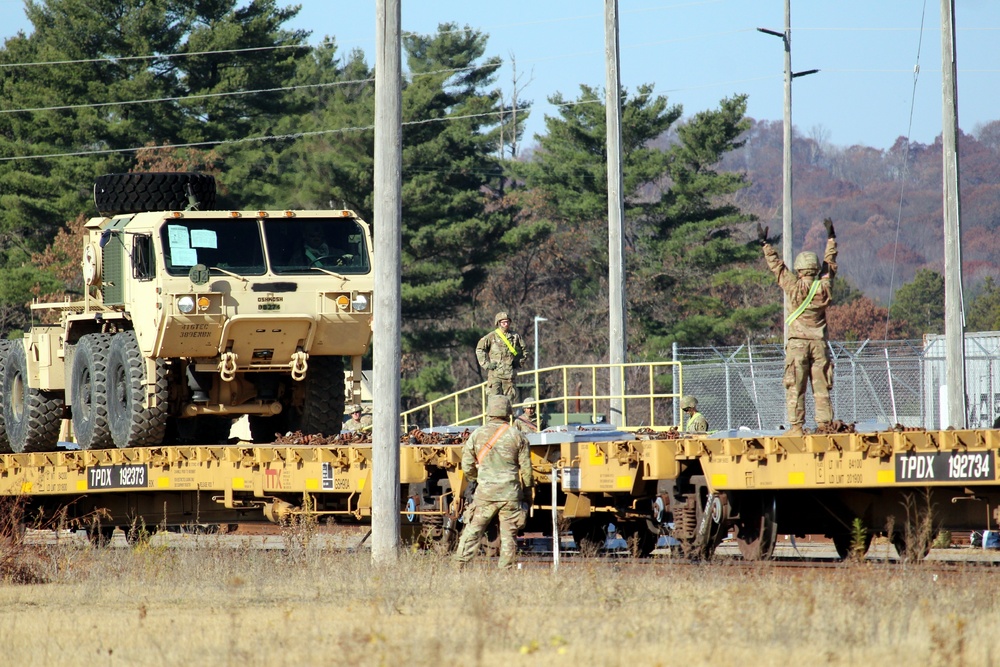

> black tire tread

[
  {"left": 94, "top": 172, "right": 216, "bottom": 216},
  {"left": 70, "top": 334, "right": 113, "bottom": 450},
  {"left": 107, "top": 332, "right": 168, "bottom": 448},
  {"left": 296, "top": 355, "right": 346, "bottom": 436},
  {"left": 2, "top": 341, "right": 64, "bottom": 453}
]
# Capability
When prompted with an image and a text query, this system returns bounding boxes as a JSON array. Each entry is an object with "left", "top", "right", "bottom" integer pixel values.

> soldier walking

[
  {"left": 476, "top": 312, "right": 525, "bottom": 401},
  {"left": 759, "top": 218, "right": 838, "bottom": 436},
  {"left": 453, "top": 395, "right": 533, "bottom": 570}
]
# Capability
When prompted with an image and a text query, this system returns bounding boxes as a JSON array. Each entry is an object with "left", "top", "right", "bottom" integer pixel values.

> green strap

[
  {"left": 495, "top": 328, "right": 517, "bottom": 355},
  {"left": 785, "top": 278, "right": 822, "bottom": 325}
]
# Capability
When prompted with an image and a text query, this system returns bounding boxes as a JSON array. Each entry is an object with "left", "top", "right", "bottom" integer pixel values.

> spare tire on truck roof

[{"left": 94, "top": 172, "right": 216, "bottom": 216}]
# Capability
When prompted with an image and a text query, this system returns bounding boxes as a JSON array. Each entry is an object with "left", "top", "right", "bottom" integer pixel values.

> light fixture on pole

[
  {"left": 758, "top": 4, "right": 818, "bottom": 343},
  {"left": 533, "top": 315, "right": 548, "bottom": 373}
]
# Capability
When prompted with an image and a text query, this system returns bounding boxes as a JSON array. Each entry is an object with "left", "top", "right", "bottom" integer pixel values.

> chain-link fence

[{"left": 675, "top": 333, "right": 1000, "bottom": 431}]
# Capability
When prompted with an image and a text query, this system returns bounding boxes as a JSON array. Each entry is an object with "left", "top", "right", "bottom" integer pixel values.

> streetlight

[
  {"left": 533, "top": 315, "right": 548, "bottom": 373},
  {"left": 758, "top": 2, "right": 818, "bottom": 342}
]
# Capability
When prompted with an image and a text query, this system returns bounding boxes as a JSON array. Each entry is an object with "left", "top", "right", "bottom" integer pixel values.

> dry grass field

[{"left": 1, "top": 534, "right": 997, "bottom": 667}]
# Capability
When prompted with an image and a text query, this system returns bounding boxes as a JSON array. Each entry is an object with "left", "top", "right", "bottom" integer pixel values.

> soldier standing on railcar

[
  {"left": 514, "top": 396, "right": 545, "bottom": 434},
  {"left": 759, "top": 218, "right": 838, "bottom": 436},
  {"left": 681, "top": 395, "right": 708, "bottom": 433},
  {"left": 453, "top": 395, "right": 533, "bottom": 570},
  {"left": 476, "top": 311, "right": 525, "bottom": 402}
]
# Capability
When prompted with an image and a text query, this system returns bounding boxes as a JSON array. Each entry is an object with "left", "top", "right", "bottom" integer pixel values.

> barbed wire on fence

[{"left": 674, "top": 334, "right": 1000, "bottom": 432}]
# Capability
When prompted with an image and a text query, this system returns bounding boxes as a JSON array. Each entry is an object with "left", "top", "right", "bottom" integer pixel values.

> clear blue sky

[{"left": 2, "top": 0, "right": 998, "bottom": 150}]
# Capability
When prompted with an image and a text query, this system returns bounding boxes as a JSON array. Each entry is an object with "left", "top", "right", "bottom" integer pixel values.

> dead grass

[{"left": 0, "top": 542, "right": 998, "bottom": 666}]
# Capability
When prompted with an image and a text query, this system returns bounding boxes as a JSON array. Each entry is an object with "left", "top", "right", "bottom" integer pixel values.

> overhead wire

[
  {"left": 883, "top": 0, "right": 929, "bottom": 340},
  {"left": 0, "top": 98, "right": 604, "bottom": 163}
]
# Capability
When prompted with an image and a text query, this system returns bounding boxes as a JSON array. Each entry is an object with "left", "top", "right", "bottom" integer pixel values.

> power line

[{"left": 0, "top": 98, "right": 603, "bottom": 163}]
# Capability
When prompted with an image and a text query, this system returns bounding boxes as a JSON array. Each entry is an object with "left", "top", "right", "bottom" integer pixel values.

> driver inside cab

[{"left": 299, "top": 225, "right": 352, "bottom": 266}]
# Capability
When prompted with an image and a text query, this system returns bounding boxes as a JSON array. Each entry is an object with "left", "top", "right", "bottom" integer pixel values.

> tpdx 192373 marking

[
  {"left": 895, "top": 451, "right": 994, "bottom": 482},
  {"left": 87, "top": 464, "right": 149, "bottom": 489}
]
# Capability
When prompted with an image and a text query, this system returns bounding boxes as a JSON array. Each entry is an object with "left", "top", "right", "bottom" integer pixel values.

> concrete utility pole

[
  {"left": 941, "top": 0, "right": 966, "bottom": 428},
  {"left": 371, "top": 0, "right": 402, "bottom": 563},
  {"left": 758, "top": 1, "right": 817, "bottom": 343},
  {"left": 605, "top": 0, "right": 626, "bottom": 426}
]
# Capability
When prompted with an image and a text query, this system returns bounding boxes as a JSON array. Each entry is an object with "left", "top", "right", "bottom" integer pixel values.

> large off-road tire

[
  {"left": 292, "top": 355, "right": 346, "bottom": 436},
  {"left": 106, "top": 331, "right": 168, "bottom": 448},
  {"left": 94, "top": 172, "right": 216, "bottom": 216},
  {"left": 70, "top": 334, "right": 114, "bottom": 450},
  {"left": 0, "top": 339, "right": 11, "bottom": 452},
  {"left": 2, "top": 341, "right": 64, "bottom": 453}
]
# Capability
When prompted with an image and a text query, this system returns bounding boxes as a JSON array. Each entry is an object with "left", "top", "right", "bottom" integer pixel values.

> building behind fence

[{"left": 675, "top": 332, "right": 1000, "bottom": 432}]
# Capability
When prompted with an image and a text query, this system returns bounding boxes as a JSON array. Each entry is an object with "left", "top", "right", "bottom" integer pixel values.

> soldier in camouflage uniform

[
  {"left": 453, "top": 395, "right": 533, "bottom": 570},
  {"left": 759, "top": 219, "right": 838, "bottom": 436},
  {"left": 514, "top": 396, "right": 544, "bottom": 434},
  {"left": 681, "top": 395, "right": 708, "bottom": 432},
  {"left": 475, "top": 312, "right": 525, "bottom": 402},
  {"left": 343, "top": 404, "right": 370, "bottom": 432}
]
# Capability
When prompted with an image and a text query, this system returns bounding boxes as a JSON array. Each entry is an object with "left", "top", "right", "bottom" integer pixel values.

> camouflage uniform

[
  {"left": 343, "top": 404, "right": 371, "bottom": 431},
  {"left": 475, "top": 312, "right": 525, "bottom": 402},
  {"left": 453, "top": 396, "right": 533, "bottom": 570},
  {"left": 763, "top": 236, "right": 838, "bottom": 430},
  {"left": 513, "top": 397, "right": 544, "bottom": 434},
  {"left": 685, "top": 411, "right": 708, "bottom": 433},
  {"left": 680, "top": 395, "right": 708, "bottom": 432}
]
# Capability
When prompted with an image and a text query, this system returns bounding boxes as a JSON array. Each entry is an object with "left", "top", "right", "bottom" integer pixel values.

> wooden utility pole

[
  {"left": 758, "top": 1, "right": 816, "bottom": 343},
  {"left": 605, "top": 0, "right": 626, "bottom": 426},
  {"left": 941, "top": 0, "right": 966, "bottom": 428},
  {"left": 372, "top": 0, "right": 402, "bottom": 563},
  {"left": 781, "top": 0, "right": 793, "bottom": 343}
]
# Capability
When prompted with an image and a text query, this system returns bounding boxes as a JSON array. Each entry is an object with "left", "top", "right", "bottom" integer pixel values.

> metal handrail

[{"left": 400, "top": 361, "right": 683, "bottom": 431}]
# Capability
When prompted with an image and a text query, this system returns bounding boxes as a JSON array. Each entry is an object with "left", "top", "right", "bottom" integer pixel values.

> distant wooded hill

[{"left": 714, "top": 119, "right": 1000, "bottom": 305}]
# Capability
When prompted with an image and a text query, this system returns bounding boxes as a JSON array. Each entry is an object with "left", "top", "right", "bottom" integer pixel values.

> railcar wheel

[
  {"left": 733, "top": 494, "right": 777, "bottom": 561},
  {"left": 571, "top": 519, "right": 608, "bottom": 556},
  {"left": 2, "top": 341, "right": 64, "bottom": 453},
  {"left": 107, "top": 331, "right": 168, "bottom": 448},
  {"left": 619, "top": 522, "right": 658, "bottom": 558},
  {"left": 70, "top": 334, "right": 113, "bottom": 450}
]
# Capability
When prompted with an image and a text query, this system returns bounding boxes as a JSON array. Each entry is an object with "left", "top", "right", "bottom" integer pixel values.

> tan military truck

[{"left": 0, "top": 172, "right": 373, "bottom": 453}]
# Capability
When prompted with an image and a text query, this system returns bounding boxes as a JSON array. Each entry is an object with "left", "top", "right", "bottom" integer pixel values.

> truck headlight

[
  {"left": 177, "top": 296, "right": 195, "bottom": 314},
  {"left": 352, "top": 294, "right": 369, "bottom": 312}
]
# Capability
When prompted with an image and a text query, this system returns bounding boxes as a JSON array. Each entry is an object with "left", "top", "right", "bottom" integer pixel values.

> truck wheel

[
  {"left": 0, "top": 339, "right": 10, "bottom": 452},
  {"left": 70, "top": 334, "right": 114, "bottom": 450},
  {"left": 94, "top": 172, "right": 216, "bottom": 216},
  {"left": 292, "top": 355, "right": 346, "bottom": 436},
  {"left": 106, "top": 331, "right": 168, "bottom": 448},
  {"left": 2, "top": 341, "right": 64, "bottom": 453}
]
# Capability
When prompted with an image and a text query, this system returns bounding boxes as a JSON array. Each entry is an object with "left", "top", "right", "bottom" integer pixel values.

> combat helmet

[
  {"left": 348, "top": 404, "right": 362, "bottom": 414},
  {"left": 793, "top": 251, "right": 819, "bottom": 273},
  {"left": 487, "top": 394, "right": 512, "bottom": 418},
  {"left": 680, "top": 395, "right": 698, "bottom": 410},
  {"left": 494, "top": 311, "right": 510, "bottom": 325}
]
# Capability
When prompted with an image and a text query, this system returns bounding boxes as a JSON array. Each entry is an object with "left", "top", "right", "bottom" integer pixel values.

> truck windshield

[
  {"left": 264, "top": 218, "right": 371, "bottom": 275},
  {"left": 161, "top": 219, "right": 266, "bottom": 276}
]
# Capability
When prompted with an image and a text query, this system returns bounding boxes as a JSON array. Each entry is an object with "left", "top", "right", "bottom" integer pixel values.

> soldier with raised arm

[{"left": 759, "top": 218, "right": 838, "bottom": 436}]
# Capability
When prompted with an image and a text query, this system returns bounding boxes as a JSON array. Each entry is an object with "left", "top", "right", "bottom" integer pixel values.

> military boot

[{"left": 784, "top": 424, "right": 804, "bottom": 437}]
